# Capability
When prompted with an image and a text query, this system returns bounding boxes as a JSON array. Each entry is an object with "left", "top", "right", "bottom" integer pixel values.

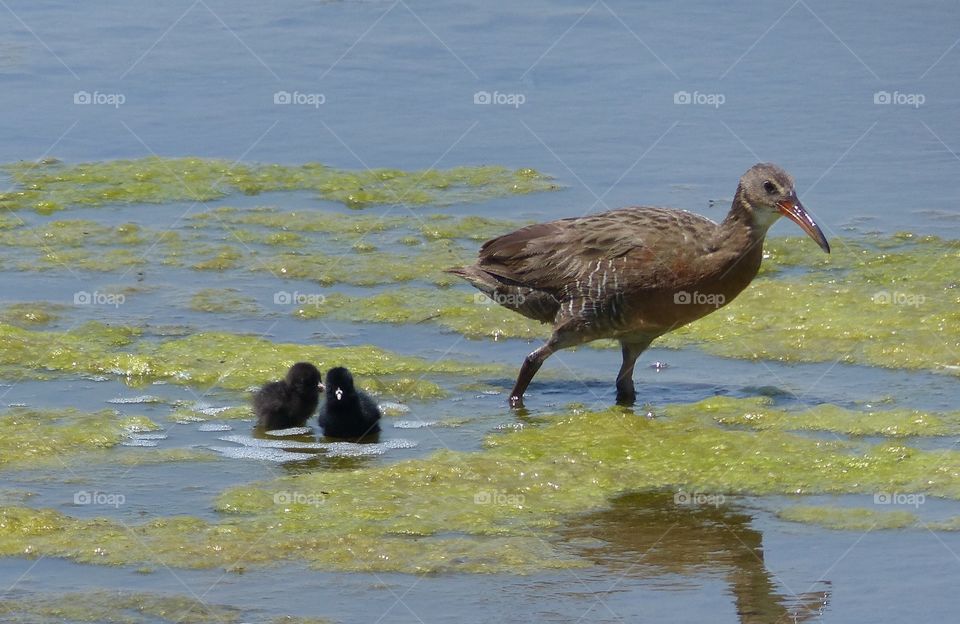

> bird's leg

[
  {"left": 616, "top": 339, "right": 652, "bottom": 406},
  {"left": 509, "top": 341, "right": 555, "bottom": 408},
  {"left": 509, "top": 326, "right": 586, "bottom": 408}
]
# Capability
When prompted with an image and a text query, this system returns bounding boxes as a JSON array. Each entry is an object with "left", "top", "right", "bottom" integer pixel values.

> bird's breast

[{"left": 610, "top": 244, "right": 764, "bottom": 335}]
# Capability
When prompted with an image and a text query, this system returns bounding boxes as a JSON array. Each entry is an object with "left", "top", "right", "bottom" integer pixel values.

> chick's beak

[
  {"left": 777, "top": 192, "right": 831, "bottom": 253},
  {"left": 318, "top": 383, "right": 324, "bottom": 391},
  {"left": 334, "top": 387, "right": 343, "bottom": 401}
]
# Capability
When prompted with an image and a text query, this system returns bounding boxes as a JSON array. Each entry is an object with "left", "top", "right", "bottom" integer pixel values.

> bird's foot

[
  {"left": 509, "top": 394, "right": 525, "bottom": 409},
  {"left": 615, "top": 390, "right": 637, "bottom": 406}
]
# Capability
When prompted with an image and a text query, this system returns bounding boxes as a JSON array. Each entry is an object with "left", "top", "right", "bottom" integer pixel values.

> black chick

[
  {"left": 318, "top": 367, "right": 381, "bottom": 439},
  {"left": 253, "top": 362, "right": 323, "bottom": 430}
]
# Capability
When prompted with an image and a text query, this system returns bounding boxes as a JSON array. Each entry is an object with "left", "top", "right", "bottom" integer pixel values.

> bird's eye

[{"left": 763, "top": 180, "right": 777, "bottom": 194}]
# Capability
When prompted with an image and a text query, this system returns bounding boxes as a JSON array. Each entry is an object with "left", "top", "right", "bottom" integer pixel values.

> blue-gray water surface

[{"left": 1, "top": 1, "right": 959, "bottom": 622}]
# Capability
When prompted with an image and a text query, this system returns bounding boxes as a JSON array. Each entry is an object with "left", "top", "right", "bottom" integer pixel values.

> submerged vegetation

[
  {"left": 702, "top": 395, "right": 960, "bottom": 437},
  {"left": 662, "top": 234, "right": 960, "bottom": 373},
  {"left": 0, "top": 590, "right": 333, "bottom": 624},
  {"left": 0, "top": 321, "right": 500, "bottom": 399},
  {"left": 0, "top": 156, "right": 956, "bottom": 581},
  {"left": 776, "top": 506, "right": 919, "bottom": 531},
  {"left": 0, "top": 408, "right": 158, "bottom": 470},
  {"left": 1, "top": 398, "right": 958, "bottom": 573},
  {"left": 0, "top": 157, "right": 558, "bottom": 213},
  {"left": 2, "top": 211, "right": 954, "bottom": 375}
]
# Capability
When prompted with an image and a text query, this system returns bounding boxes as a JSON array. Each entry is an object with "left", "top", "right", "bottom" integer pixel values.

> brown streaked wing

[{"left": 477, "top": 207, "right": 720, "bottom": 292}]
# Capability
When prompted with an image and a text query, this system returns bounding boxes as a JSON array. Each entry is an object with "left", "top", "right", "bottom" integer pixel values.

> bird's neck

[
  {"left": 706, "top": 187, "right": 772, "bottom": 293},
  {"left": 719, "top": 186, "right": 778, "bottom": 252}
]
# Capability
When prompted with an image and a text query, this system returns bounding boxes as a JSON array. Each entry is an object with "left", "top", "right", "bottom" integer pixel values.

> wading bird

[{"left": 448, "top": 163, "right": 830, "bottom": 407}]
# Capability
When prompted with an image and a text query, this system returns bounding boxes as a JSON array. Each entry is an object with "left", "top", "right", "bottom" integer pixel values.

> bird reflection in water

[{"left": 561, "top": 491, "right": 831, "bottom": 623}]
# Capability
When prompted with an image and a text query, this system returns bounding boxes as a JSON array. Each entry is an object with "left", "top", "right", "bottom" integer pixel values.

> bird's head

[
  {"left": 324, "top": 366, "right": 355, "bottom": 403},
  {"left": 737, "top": 163, "right": 830, "bottom": 253},
  {"left": 285, "top": 362, "right": 323, "bottom": 391}
]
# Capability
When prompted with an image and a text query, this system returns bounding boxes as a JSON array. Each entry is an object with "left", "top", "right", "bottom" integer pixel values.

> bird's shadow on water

[{"left": 559, "top": 491, "right": 832, "bottom": 624}]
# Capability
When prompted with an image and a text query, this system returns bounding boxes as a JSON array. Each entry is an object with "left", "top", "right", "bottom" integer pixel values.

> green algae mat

[
  {"left": 0, "top": 165, "right": 955, "bottom": 377},
  {"left": 0, "top": 157, "right": 956, "bottom": 578},
  {"left": 2, "top": 397, "right": 959, "bottom": 574},
  {"left": 0, "top": 157, "right": 558, "bottom": 213},
  {"left": 0, "top": 321, "right": 504, "bottom": 399},
  {"left": 0, "top": 590, "right": 333, "bottom": 624}
]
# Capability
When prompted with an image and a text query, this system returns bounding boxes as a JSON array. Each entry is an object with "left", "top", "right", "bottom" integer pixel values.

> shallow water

[{"left": 1, "top": 1, "right": 959, "bottom": 622}]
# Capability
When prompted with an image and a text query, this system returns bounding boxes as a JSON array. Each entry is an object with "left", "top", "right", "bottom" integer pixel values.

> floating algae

[
  {"left": 777, "top": 505, "right": 919, "bottom": 531},
  {"left": 0, "top": 212, "right": 501, "bottom": 283},
  {"left": 0, "top": 321, "right": 501, "bottom": 399},
  {"left": 703, "top": 395, "right": 960, "bottom": 437},
  {"left": 191, "top": 245, "right": 244, "bottom": 271},
  {"left": 0, "top": 229, "right": 957, "bottom": 374},
  {"left": 0, "top": 157, "right": 558, "bottom": 212},
  {"left": 0, "top": 408, "right": 159, "bottom": 470},
  {"left": 0, "top": 590, "right": 334, "bottom": 624},
  {"left": 188, "top": 288, "right": 260, "bottom": 314},
  {"left": 0, "top": 219, "right": 152, "bottom": 271},
  {"left": 0, "top": 219, "right": 144, "bottom": 248},
  {"left": 112, "top": 448, "right": 218, "bottom": 466},
  {"left": 3, "top": 398, "right": 958, "bottom": 574},
  {"left": 1, "top": 167, "right": 957, "bottom": 378},
  {"left": 189, "top": 205, "right": 519, "bottom": 240},
  {"left": 252, "top": 240, "right": 469, "bottom": 286},
  {"left": 293, "top": 287, "right": 546, "bottom": 340},
  {"left": 170, "top": 404, "right": 253, "bottom": 423},
  {"left": 661, "top": 234, "right": 960, "bottom": 374},
  {"left": 0, "top": 302, "right": 62, "bottom": 327}
]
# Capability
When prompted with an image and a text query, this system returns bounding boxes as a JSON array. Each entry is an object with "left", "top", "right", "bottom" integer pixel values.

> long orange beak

[{"left": 777, "top": 193, "right": 830, "bottom": 253}]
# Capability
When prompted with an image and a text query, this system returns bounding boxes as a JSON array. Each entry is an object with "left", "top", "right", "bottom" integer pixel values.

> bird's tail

[
  {"left": 445, "top": 265, "right": 558, "bottom": 323},
  {"left": 444, "top": 265, "right": 500, "bottom": 299}
]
